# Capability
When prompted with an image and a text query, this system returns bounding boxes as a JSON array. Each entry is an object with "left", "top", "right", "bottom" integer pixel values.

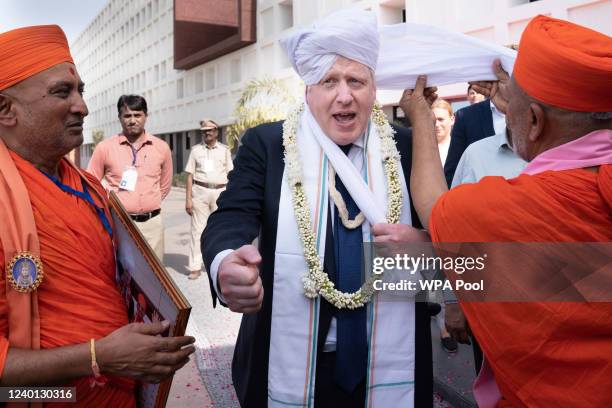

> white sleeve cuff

[{"left": 210, "top": 249, "right": 234, "bottom": 303}]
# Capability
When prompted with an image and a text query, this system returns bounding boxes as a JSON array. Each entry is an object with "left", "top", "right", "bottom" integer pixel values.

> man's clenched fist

[{"left": 217, "top": 245, "right": 264, "bottom": 313}]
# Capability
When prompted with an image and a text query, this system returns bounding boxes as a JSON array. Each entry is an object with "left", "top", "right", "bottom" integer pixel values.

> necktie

[{"left": 333, "top": 144, "right": 368, "bottom": 393}]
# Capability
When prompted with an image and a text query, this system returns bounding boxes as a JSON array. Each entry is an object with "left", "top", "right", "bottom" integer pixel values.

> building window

[
  {"left": 195, "top": 71, "right": 204, "bottom": 93},
  {"left": 154, "top": 64, "right": 160, "bottom": 82},
  {"left": 177, "top": 79, "right": 184, "bottom": 99},
  {"left": 205, "top": 67, "right": 215, "bottom": 91},
  {"left": 161, "top": 60, "right": 167, "bottom": 79},
  {"left": 231, "top": 58, "right": 241, "bottom": 83},
  {"left": 261, "top": 7, "right": 274, "bottom": 39},
  {"left": 279, "top": 0, "right": 293, "bottom": 30}
]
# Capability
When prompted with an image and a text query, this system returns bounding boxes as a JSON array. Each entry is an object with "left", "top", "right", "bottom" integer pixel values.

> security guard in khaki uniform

[{"left": 184, "top": 119, "right": 233, "bottom": 279}]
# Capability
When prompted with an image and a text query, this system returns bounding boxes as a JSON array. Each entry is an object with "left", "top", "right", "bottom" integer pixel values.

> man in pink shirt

[{"left": 88, "top": 94, "right": 172, "bottom": 260}]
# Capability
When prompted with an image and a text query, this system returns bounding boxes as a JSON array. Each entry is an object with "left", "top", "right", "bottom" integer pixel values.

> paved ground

[
  {"left": 431, "top": 322, "right": 477, "bottom": 408},
  {"left": 163, "top": 187, "right": 241, "bottom": 407},
  {"left": 161, "top": 187, "right": 476, "bottom": 407}
]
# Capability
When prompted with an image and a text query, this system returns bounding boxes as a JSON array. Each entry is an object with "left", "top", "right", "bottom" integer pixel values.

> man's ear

[
  {"left": 0, "top": 93, "right": 17, "bottom": 127},
  {"left": 527, "top": 102, "right": 545, "bottom": 143}
]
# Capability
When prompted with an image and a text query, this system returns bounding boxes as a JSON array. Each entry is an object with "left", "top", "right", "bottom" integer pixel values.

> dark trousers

[{"left": 314, "top": 352, "right": 366, "bottom": 408}]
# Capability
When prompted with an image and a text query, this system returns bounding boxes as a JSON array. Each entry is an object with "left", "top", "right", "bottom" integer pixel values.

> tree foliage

[
  {"left": 92, "top": 129, "right": 105, "bottom": 146},
  {"left": 226, "top": 78, "right": 300, "bottom": 150}
]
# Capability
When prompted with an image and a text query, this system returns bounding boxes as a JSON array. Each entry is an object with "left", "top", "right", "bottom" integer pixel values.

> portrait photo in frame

[{"left": 109, "top": 192, "right": 191, "bottom": 408}]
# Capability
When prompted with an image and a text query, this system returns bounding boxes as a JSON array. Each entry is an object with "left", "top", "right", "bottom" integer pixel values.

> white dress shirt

[{"left": 490, "top": 100, "right": 506, "bottom": 136}]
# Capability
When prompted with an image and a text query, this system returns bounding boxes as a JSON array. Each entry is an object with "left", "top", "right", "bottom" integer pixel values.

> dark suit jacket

[
  {"left": 202, "top": 121, "right": 433, "bottom": 407},
  {"left": 444, "top": 99, "right": 495, "bottom": 186}
]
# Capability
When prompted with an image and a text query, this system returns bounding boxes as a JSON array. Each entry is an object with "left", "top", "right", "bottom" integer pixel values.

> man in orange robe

[
  {"left": 0, "top": 25, "right": 195, "bottom": 406},
  {"left": 400, "top": 16, "right": 612, "bottom": 407}
]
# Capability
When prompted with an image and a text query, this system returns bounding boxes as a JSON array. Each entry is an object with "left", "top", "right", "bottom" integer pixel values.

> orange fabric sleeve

[
  {"left": 0, "top": 336, "right": 9, "bottom": 379},
  {"left": 429, "top": 170, "right": 612, "bottom": 407}
]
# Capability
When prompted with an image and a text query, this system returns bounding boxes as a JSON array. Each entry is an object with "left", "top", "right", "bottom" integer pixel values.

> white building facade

[{"left": 72, "top": 0, "right": 612, "bottom": 170}]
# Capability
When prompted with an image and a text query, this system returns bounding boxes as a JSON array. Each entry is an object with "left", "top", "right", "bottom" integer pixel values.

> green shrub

[{"left": 173, "top": 172, "right": 188, "bottom": 188}]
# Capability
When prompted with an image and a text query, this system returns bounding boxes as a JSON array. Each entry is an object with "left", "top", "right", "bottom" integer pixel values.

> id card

[{"left": 119, "top": 166, "right": 138, "bottom": 191}]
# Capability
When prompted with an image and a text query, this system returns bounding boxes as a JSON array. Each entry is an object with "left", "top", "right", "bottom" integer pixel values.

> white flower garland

[{"left": 282, "top": 102, "right": 403, "bottom": 309}]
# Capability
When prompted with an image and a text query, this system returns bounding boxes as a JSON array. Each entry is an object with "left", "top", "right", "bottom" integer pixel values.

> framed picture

[{"left": 109, "top": 192, "right": 191, "bottom": 408}]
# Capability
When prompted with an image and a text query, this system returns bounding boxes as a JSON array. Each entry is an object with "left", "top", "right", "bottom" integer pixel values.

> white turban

[{"left": 280, "top": 9, "right": 379, "bottom": 85}]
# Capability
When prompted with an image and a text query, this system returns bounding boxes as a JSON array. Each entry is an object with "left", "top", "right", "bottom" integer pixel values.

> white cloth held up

[{"left": 376, "top": 22, "right": 517, "bottom": 89}]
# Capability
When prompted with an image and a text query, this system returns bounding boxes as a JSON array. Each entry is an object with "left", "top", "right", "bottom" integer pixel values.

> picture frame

[{"left": 109, "top": 192, "right": 191, "bottom": 408}]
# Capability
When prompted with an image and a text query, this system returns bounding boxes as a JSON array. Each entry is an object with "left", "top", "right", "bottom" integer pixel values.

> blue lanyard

[
  {"left": 42, "top": 171, "right": 113, "bottom": 239},
  {"left": 129, "top": 143, "right": 147, "bottom": 166}
]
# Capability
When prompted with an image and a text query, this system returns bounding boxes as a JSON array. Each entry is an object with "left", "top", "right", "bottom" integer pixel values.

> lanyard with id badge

[{"left": 119, "top": 144, "right": 144, "bottom": 191}]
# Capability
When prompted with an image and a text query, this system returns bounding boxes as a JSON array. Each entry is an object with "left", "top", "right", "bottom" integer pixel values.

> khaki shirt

[{"left": 184, "top": 142, "right": 233, "bottom": 185}]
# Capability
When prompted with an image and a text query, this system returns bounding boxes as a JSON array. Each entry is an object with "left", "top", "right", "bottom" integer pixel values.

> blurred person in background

[
  {"left": 88, "top": 95, "right": 172, "bottom": 261},
  {"left": 467, "top": 84, "right": 486, "bottom": 105},
  {"left": 184, "top": 118, "right": 233, "bottom": 280},
  {"left": 432, "top": 98, "right": 455, "bottom": 167}
]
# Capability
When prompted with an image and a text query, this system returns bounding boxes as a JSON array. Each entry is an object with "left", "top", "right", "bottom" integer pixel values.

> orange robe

[
  {"left": 0, "top": 153, "right": 135, "bottom": 407},
  {"left": 430, "top": 166, "right": 612, "bottom": 407}
]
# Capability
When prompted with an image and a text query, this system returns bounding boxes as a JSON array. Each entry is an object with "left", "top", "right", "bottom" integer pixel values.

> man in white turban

[{"left": 202, "top": 9, "right": 435, "bottom": 407}]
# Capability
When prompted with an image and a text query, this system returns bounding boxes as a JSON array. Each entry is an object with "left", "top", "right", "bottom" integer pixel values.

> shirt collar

[
  {"left": 495, "top": 128, "right": 512, "bottom": 150},
  {"left": 204, "top": 142, "right": 218, "bottom": 149},
  {"left": 119, "top": 132, "right": 152, "bottom": 146},
  {"left": 351, "top": 122, "right": 369, "bottom": 150},
  {"left": 490, "top": 100, "right": 505, "bottom": 119},
  {"left": 353, "top": 133, "right": 365, "bottom": 149},
  {"left": 335, "top": 128, "right": 366, "bottom": 152}
]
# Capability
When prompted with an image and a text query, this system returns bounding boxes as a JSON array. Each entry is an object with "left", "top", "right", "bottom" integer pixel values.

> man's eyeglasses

[{"left": 201, "top": 128, "right": 218, "bottom": 133}]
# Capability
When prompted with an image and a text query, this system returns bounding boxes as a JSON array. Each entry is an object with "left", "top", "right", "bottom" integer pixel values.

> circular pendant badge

[{"left": 7, "top": 252, "right": 43, "bottom": 293}]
